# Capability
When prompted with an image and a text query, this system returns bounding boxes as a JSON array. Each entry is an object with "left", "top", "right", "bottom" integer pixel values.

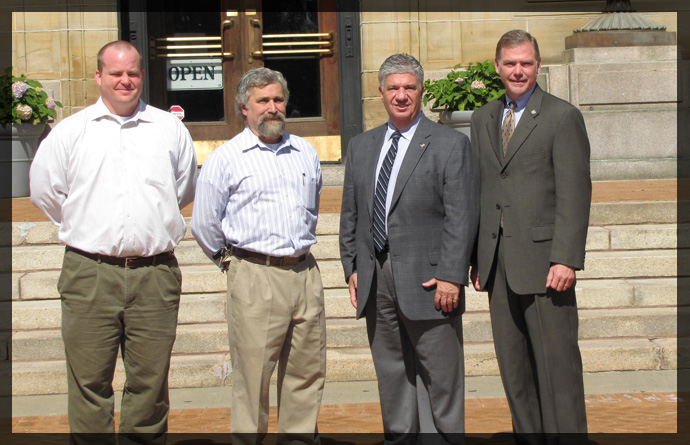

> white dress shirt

[
  {"left": 373, "top": 111, "right": 422, "bottom": 234},
  {"left": 30, "top": 98, "right": 198, "bottom": 257},
  {"left": 191, "top": 126, "right": 322, "bottom": 266}
]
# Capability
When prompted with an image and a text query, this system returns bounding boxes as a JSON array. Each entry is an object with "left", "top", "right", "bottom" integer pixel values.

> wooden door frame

[{"left": 120, "top": 3, "right": 362, "bottom": 159}]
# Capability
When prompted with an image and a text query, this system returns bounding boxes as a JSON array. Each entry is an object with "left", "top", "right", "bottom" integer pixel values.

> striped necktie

[{"left": 373, "top": 131, "right": 402, "bottom": 252}]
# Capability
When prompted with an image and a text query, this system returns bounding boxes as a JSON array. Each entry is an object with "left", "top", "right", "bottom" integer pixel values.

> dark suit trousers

[
  {"left": 365, "top": 249, "right": 465, "bottom": 444},
  {"left": 487, "top": 233, "right": 587, "bottom": 444}
]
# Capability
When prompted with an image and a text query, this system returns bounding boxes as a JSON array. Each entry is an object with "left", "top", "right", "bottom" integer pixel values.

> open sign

[{"left": 166, "top": 59, "right": 223, "bottom": 91}]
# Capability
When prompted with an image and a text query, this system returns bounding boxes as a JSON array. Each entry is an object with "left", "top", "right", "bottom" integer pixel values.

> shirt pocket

[{"left": 302, "top": 174, "right": 318, "bottom": 211}]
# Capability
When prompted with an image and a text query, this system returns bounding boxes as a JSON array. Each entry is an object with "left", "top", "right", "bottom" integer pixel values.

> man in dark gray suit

[
  {"left": 470, "top": 30, "right": 591, "bottom": 444},
  {"left": 339, "top": 53, "right": 479, "bottom": 443}
]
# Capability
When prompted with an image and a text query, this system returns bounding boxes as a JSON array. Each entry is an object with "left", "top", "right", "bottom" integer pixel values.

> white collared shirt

[
  {"left": 191, "top": 126, "right": 322, "bottom": 266},
  {"left": 374, "top": 111, "right": 422, "bottom": 234},
  {"left": 30, "top": 98, "right": 198, "bottom": 257}
]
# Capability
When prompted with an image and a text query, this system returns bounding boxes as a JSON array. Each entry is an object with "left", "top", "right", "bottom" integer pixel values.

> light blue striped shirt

[{"left": 191, "top": 126, "right": 322, "bottom": 266}]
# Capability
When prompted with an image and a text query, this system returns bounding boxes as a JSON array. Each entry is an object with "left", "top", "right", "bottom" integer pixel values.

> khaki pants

[
  {"left": 58, "top": 249, "right": 180, "bottom": 442},
  {"left": 226, "top": 253, "right": 326, "bottom": 444}
]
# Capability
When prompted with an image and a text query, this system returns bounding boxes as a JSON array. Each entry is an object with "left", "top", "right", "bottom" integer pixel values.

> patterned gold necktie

[{"left": 501, "top": 101, "right": 517, "bottom": 157}]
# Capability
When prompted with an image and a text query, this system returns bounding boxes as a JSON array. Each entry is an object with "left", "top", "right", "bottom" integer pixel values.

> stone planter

[
  {"left": 438, "top": 110, "right": 474, "bottom": 141},
  {"left": 0, "top": 123, "right": 46, "bottom": 198}
]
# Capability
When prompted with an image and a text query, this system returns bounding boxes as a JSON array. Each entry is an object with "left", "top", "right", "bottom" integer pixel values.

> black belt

[
  {"left": 66, "top": 246, "right": 176, "bottom": 268},
  {"left": 229, "top": 246, "right": 308, "bottom": 267}
]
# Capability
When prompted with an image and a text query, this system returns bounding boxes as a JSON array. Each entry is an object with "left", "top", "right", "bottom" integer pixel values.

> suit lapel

[
  {"left": 503, "top": 86, "right": 543, "bottom": 167},
  {"left": 366, "top": 125, "right": 388, "bottom": 220},
  {"left": 486, "top": 98, "right": 505, "bottom": 165},
  {"left": 389, "top": 116, "right": 432, "bottom": 212}
]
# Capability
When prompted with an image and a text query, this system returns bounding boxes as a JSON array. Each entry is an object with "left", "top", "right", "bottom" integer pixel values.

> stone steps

[
  {"left": 11, "top": 248, "right": 681, "bottom": 302},
  {"left": 9, "top": 306, "right": 679, "bottom": 362},
  {"left": 5, "top": 195, "right": 681, "bottom": 396},
  {"left": 7, "top": 336, "right": 678, "bottom": 396},
  {"left": 8, "top": 277, "right": 679, "bottom": 331},
  {"left": 10, "top": 223, "right": 682, "bottom": 273}
]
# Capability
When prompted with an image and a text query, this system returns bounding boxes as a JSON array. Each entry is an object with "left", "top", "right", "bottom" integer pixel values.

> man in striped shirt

[{"left": 191, "top": 67, "right": 325, "bottom": 444}]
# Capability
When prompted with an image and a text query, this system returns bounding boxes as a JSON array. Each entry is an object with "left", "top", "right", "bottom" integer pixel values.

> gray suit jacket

[
  {"left": 339, "top": 115, "right": 479, "bottom": 321},
  {"left": 470, "top": 85, "right": 592, "bottom": 295}
]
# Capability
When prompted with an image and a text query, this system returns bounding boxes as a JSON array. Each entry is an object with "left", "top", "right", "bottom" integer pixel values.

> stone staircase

[{"left": 4, "top": 176, "right": 684, "bottom": 396}]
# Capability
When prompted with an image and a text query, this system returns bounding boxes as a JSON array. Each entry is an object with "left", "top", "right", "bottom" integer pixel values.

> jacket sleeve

[
  {"left": 339, "top": 137, "right": 358, "bottom": 283},
  {"left": 436, "top": 133, "right": 480, "bottom": 285},
  {"left": 549, "top": 106, "right": 592, "bottom": 270}
]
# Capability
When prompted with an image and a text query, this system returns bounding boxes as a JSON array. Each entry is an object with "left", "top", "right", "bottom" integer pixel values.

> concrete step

[
  {"left": 14, "top": 248, "right": 681, "bottom": 301},
  {"left": 10, "top": 306, "right": 679, "bottom": 361},
  {"left": 8, "top": 277, "right": 679, "bottom": 333},
  {"left": 11, "top": 199, "right": 681, "bottom": 250},
  {"left": 7, "top": 336, "right": 678, "bottom": 396}
]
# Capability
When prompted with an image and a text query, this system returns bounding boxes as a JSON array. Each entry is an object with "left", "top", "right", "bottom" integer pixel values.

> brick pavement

[{"left": 11, "top": 392, "right": 679, "bottom": 435}]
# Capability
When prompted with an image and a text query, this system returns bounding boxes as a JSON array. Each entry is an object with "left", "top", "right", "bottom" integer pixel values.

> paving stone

[
  {"left": 175, "top": 240, "right": 213, "bottom": 266},
  {"left": 578, "top": 307, "right": 676, "bottom": 339},
  {"left": 324, "top": 288, "right": 356, "bottom": 319},
  {"left": 319, "top": 260, "right": 346, "bottom": 289},
  {"left": 580, "top": 250, "right": 676, "bottom": 279},
  {"left": 178, "top": 293, "right": 226, "bottom": 324},
  {"left": 12, "top": 245, "right": 65, "bottom": 272},
  {"left": 576, "top": 280, "right": 635, "bottom": 308},
  {"left": 24, "top": 222, "right": 61, "bottom": 245},
  {"left": 589, "top": 201, "right": 677, "bottom": 225},
  {"left": 12, "top": 299, "right": 61, "bottom": 330},
  {"left": 629, "top": 278, "right": 678, "bottom": 307},
  {"left": 19, "top": 271, "right": 60, "bottom": 300},
  {"left": 180, "top": 265, "right": 227, "bottom": 294},
  {"left": 609, "top": 224, "right": 678, "bottom": 250},
  {"left": 316, "top": 213, "right": 340, "bottom": 235},
  {"left": 585, "top": 226, "right": 610, "bottom": 251},
  {"left": 311, "top": 235, "right": 340, "bottom": 261}
]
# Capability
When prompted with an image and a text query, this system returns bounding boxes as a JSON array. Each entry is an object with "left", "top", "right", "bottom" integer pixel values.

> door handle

[
  {"left": 247, "top": 16, "right": 262, "bottom": 64},
  {"left": 220, "top": 19, "right": 236, "bottom": 60}
]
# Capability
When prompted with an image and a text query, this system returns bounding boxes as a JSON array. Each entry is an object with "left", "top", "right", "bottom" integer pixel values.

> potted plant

[
  {"left": 1, "top": 67, "right": 63, "bottom": 198},
  {"left": 423, "top": 60, "right": 504, "bottom": 139}
]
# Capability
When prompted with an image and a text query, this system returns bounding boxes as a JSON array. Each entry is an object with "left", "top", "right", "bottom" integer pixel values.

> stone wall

[{"left": 10, "top": 3, "right": 119, "bottom": 121}]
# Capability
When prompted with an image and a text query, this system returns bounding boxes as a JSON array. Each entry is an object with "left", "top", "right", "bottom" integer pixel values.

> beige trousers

[{"left": 226, "top": 252, "right": 326, "bottom": 444}]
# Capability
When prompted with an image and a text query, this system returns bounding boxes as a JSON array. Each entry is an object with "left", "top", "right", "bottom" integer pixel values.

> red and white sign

[{"left": 168, "top": 105, "right": 185, "bottom": 120}]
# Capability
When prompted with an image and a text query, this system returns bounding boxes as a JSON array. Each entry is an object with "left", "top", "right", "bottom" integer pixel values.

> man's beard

[{"left": 257, "top": 111, "right": 286, "bottom": 141}]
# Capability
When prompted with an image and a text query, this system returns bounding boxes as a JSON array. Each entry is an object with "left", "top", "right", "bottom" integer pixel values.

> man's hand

[
  {"left": 348, "top": 273, "right": 358, "bottom": 308},
  {"left": 423, "top": 278, "right": 461, "bottom": 313},
  {"left": 546, "top": 264, "right": 575, "bottom": 292},
  {"left": 470, "top": 266, "right": 482, "bottom": 291}
]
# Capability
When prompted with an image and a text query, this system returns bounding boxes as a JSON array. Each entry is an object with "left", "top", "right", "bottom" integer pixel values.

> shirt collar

[
  {"left": 387, "top": 111, "right": 422, "bottom": 141},
  {"left": 504, "top": 84, "right": 536, "bottom": 112},
  {"left": 242, "top": 126, "right": 296, "bottom": 153},
  {"left": 89, "top": 97, "right": 151, "bottom": 123}
]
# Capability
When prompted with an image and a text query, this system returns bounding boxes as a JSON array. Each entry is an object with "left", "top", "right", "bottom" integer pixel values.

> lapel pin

[
  {"left": 531, "top": 110, "right": 536, "bottom": 115},
  {"left": 420, "top": 143, "right": 427, "bottom": 148}
]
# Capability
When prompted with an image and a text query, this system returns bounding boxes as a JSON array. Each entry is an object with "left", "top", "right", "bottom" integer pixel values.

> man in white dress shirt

[
  {"left": 191, "top": 67, "right": 325, "bottom": 444},
  {"left": 30, "top": 40, "right": 197, "bottom": 443}
]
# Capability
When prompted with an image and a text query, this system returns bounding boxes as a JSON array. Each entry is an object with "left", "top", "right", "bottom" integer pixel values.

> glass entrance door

[{"left": 145, "top": 1, "right": 340, "bottom": 160}]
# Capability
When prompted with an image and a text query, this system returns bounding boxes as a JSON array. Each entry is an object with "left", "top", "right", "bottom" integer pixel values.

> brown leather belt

[
  {"left": 66, "top": 246, "right": 176, "bottom": 268},
  {"left": 229, "top": 246, "right": 308, "bottom": 267}
]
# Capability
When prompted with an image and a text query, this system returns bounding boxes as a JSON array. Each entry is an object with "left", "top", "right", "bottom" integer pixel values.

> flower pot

[
  {"left": 0, "top": 123, "right": 46, "bottom": 198},
  {"left": 438, "top": 110, "right": 474, "bottom": 141}
]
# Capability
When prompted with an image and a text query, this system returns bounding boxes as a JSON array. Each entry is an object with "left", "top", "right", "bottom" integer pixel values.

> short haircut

[
  {"left": 378, "top": 53, "right": 424, "bottom": 90},
  {"left": 97, "top": 40, "right": 142, "bottom": 71},
  {"left": 495, "top": 29, "right": 541, "bottom": 61},
  {"left": 235, "top": 67, "right": 290, "bottom": 116}
]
